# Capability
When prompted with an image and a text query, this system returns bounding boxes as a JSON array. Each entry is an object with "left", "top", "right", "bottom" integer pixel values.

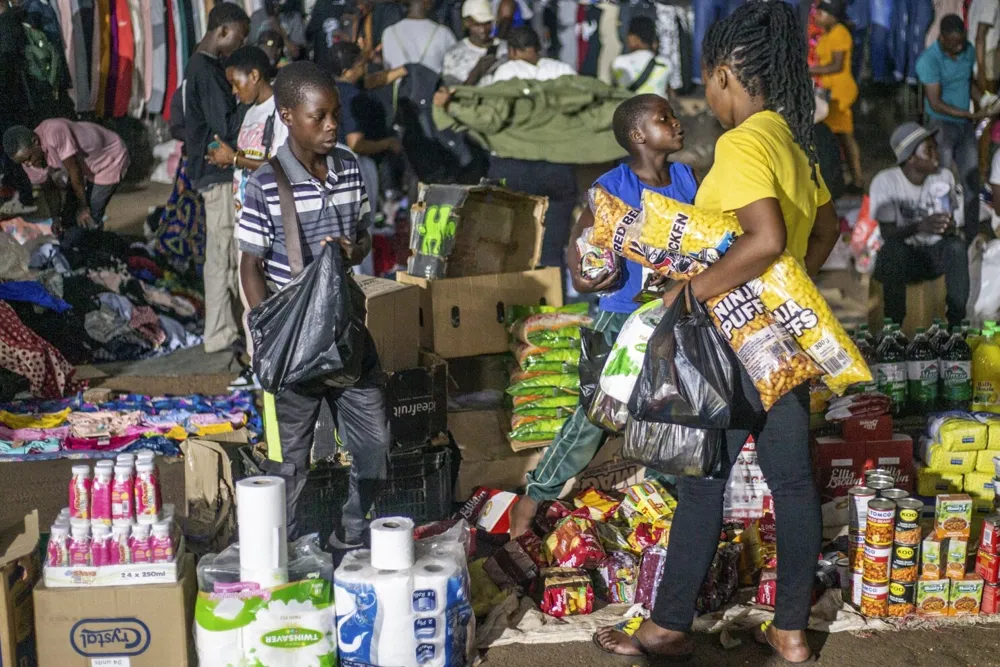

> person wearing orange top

[{"left": 811, "top": 0, "right": 862, "bottom": 193}]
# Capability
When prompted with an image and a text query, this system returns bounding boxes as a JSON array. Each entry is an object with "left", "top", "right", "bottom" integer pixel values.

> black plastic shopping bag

[
  {"left": 578, "top": 327, "right": 610, "bottom": 415},
  {"left": 622, "top": 417, "right": 724, "bottom": 477},
  {"left": 248, "top": 243, "right": 364, "bottom": 394},
  {"left": 629, "top": 283, "right": 734, "bottom": 428}
]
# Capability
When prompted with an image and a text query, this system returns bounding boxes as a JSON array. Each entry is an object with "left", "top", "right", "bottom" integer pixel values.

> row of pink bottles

[
  {"left": 48, "top": 519, "right": 174, "bottom": 568},
  {"left": 67, "top": 453, "right": 160, "bottom": 525}
]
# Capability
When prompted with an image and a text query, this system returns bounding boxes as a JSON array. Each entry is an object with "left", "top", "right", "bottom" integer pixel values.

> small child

[
  {"left": 237, "top": 61, "right": 391, "bottom": 551},
  {"left": 206, "top": 45, "right": 288, "bottom": 220},
  {"left": 508, "top": 93, "right": 698, "bottom": 537}
]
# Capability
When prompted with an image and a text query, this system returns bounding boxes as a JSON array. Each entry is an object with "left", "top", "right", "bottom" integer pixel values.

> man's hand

[
  {"left": 382, "top": 137, "right": 403, "bottom": 154},
  {"left": 321, "top": 235, "right": 364, "bottom": 265},
  {"left": 76, "top": 207, "right": 96, "bottom": 229},
  {"left": 661, "top": 280, "right": 688, "bottom": 312},
  {"left": 433, "top": 87, "right": 453, "bottom": 109},
  {"left": 918, "top": 213, "right": 952, "bottom": 235},
  {"left": 646, "top": 273, "right": 671, "bottom": 291},
  {"left": 572, "top": 269, "right": 620, "bottom": 294},
  {"left": 206, "top": 135, "right": 236, "bottom": 167},
  {"left": 472, "top": 54, "right": 497, "bottom": 75}
]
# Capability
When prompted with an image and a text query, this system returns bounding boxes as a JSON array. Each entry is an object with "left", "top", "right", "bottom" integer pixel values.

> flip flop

[
  {"left": 755, "top": 621, "right": 817, "bottom": 665},
  {"left": 592, "top": 622, "right": 694, "bottom": 663}
]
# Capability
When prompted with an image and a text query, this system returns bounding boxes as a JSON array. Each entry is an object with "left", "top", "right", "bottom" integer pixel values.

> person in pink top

[{"left": 2, "top": 118, "right": 130, "bottom": 230}]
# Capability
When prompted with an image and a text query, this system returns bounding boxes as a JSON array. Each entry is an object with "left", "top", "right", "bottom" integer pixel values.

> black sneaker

[
  {"left": 228, "top": 367, "right": 261, "bottom": 391},
  {"left": 328, "top": 528, "right": 364, "bottom": 552}
]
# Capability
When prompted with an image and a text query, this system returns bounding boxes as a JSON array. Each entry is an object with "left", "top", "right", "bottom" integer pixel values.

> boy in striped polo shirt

[{"left": 237, "top": 62, "right": 391, "bottom": 552}]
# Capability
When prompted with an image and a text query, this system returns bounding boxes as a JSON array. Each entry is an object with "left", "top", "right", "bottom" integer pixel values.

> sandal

[
  {"left": 592, "top": 620, "right": 694, "bottom": 663},
  {"left": 755, "top": 621, "right": 817, "bottom": 664}
]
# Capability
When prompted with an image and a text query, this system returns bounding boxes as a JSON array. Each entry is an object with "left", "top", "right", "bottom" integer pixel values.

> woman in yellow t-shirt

[
  {"left": 811, "top": 0, "right": 862, "bottom": 192},
  {"left": 594, "top": 2, "right": 840, "bottom": 664}
]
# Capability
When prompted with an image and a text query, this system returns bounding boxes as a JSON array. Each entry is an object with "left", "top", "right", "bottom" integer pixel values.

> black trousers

[
  {"left": 651, "top": 366, "right": 820, "bottom": 632},
  {"left": 487, "top": 157, "right": 578, "bottom": 269},
  {"left": 873, "top": 235, "right": 969, "bottom": 328},
  {"left": 263, "top": 331, "right": 391, "bottom": 543}
]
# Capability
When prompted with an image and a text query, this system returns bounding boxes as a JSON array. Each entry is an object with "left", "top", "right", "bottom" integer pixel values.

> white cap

[
  {"left": 152, "top": 521, "right": 171, "bottom": 537},
  {"left": 58, "top": 507, "right": 70, "bottom": 519},
  {"left": 135, "top": 450, "right": 154, "bottom": 462},
  {"left": 50, "top": 524, "right": 69, "bottom": 537},
  {"left": 92, "top": 524, "right": 111, "bottom": 536},
  {"left": 136, "top": 461, "right": 155, "bottom": 473},
  {"left": 462, "top": 0, "right": 494, "bottom": 23},
  {"left": 112, "top": 520, "right": 132, "bottom": 535},
  {"left": 71, "top": 465, "right": 91, "bottom": 477},
  {"left": 96, "top": 460, "right": 114, "bottom": 469},
  {"left": 70, "top": 526, "right": 90, "bottom": 538},
  {"left": 70, "top": 518, "right": 90, "bottom": 531},
  {"left": 94, "top": 467, "right": 112, "bottom": 479},
  {"left": 116, "top": 453, "right": 136, "bottom": 465},
  {"left": 114, "top": 465, "right": 131, "bottom": 478},
  {"left": 136, "top": 514, "right": 158, "bottom": 526},
  {"left": 132, "top": 523, "right": 151, "bottom": 538}
]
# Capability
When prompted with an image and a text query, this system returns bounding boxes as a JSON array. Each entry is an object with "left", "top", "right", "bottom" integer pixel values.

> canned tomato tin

[
  {"left": 837, "top": 556, "right": 850, "bottom": 591},
  {"left": 868, "top": 479, "right": 895, "bottom": 497},
  {"left": 849, "top": 487, "right": 876, "bottom": 532},
  {"left": 891, "top": 543, "right": 919, "bottom": 583},
  {"left": 865, "top": 468, "right": 893, "bottom": 483},
  {"left": 894, "top": 498, "right": 924, "bottom": 546},
  {"left": 863, "top": 543, "right": 892, "bottom": 583},
  {"left": 861, "top": 581, "right": 889, "bottom": 617},
  {"left": 881, "top": 488, "right": 909, "bottom": 502},
  {"left": 888, "top": 581, "right": 916, "bottom": 617},
  {"left": 981, "top": 515, "right": 1000, "bottom": 555},
  {"left": 850, "top": 570, "right": 864, "bottom": 607},
  {"left": 865, "top": 499, "right": 897, "bottom": 546},
  {"left": 849, "top": 531, "right": 866, "bottom": 572}
]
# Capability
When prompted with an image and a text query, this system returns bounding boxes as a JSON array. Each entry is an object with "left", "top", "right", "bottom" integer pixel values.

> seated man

[
  {"left": 870, "top": 122, "right": 970, "bottom": 328},
  {"left": 3, "top": 119, "right": 129, "bottom": 231}
]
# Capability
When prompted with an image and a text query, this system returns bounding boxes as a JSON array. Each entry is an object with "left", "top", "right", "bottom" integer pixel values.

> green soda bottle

[
  {"left": 876, "top": 331, "right": 908, "bottom": 415},
  {"left": 940, "top": 327, "right": 973, "bottom": 410},
  {"left": 906, "top": 328, "right": 938, "bottom": 412}
]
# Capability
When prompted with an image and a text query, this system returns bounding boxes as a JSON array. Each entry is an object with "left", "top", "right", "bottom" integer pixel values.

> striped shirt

[{"left": 237, "top": 142, "right": 371, "bottom": 289}]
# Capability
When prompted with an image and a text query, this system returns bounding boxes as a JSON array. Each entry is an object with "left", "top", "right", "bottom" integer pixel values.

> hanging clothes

[
  {"left": 162, "top": 0, "right": 177, "bottom": 122},
  {"left": 112, "top": 0, "right": 135, "bottom": 117},
  {"left": 0, "top": 301, "right": 77, "bottom": 399},
  {"left": 148, "top": 0, "right": 166, "bottom": 113},
  {"left": 655, "top": 3, "right": 690, "bottom": 93},
  {"left": 576, "top": 1, "right": 601, "bottom": 77},
  {"left": 91, "top": 0, "right": 110, "bottom": 113},
  {"left": 171, "top": 0, "right": 184, "bottom": 94},
  {"left": 128, "top": 0, "right": 145, "bottom": 117},
  {"left": 69, "top": 0, "right": 93, "bottom": 111},
  {"left": 105, "top": 0, "right": 118, "bottom": 116}
]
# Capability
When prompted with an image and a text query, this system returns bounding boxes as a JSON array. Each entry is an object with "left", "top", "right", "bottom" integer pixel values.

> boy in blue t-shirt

[{"left": 509, "top": 94, "right": 699, "bottom": 537}]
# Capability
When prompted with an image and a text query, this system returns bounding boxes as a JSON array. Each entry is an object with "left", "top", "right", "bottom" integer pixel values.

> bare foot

[
  {"left": 756, "top": 624, "right": 814, "bottom": 663},
  {"left": 594, "top": 619, "right": 694, "bottom": 659},
  {"left": 508, "top": 495, "right": 538, "bottom": 538}
]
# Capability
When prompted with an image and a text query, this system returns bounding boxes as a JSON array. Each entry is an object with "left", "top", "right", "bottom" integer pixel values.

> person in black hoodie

[{"left": 182, "top": 2, "right": 250, "bottom": 355}]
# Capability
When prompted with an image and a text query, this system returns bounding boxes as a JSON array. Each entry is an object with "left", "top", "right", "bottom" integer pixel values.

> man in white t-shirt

[
  {"left": 479, "top": 22, "right": 576, "bottom": 85},
  {"left": 969, "top": 0, "right": 1000, "bottom": 90},
  {"left": 611, "top": 15, "right": 676, "bottom": 99},
  {"left": 381, "top": 0, "right": 457, "bottom": 74},
  {"left": 442, "top": 0, "right": 508, "bottom": 85},
  {"left": 870, "top": 122, "right": 969, "bottom": 327}
]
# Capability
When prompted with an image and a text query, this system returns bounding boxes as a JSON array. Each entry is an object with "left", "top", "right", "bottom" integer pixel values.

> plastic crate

[{"left": 238, "top": 444, "right": 454, "bottom": 546}]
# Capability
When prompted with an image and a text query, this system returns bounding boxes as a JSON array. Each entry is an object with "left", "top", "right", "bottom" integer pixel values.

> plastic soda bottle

[
  {"left": 134, "top": 461, "right": 161, "bottom": 519},
  {"left": 891, "top": 323, "right": 910, "bottom": 349},
  {"left": 853, "top": 332, "right": 878, "bottom": 393},
  {"left": 151, "top": 522, "right": 174, "bottom": 563},
  {"left": 876, "top": 331, "right": 908, "bottom": 415},
  {"left": 906, "top": 328, "right": 938, "bottom": 411},
  {"left": 876, "top": 318, "right": 893, "bottom": 346},
  {"left": 973, "top": 327, "right": 1000, "bottom": 412},
  {"left": 941, "top": 328, "right": 973, "bottom": 410},
  {"left": 68, "top": 465, "right": 91, "bottom": 520},
  {"left": 47, "top": 524, "right": 69, "bottom": 567},
  {"left": 857, "top": 323, "right": 875, "bottom": 346},
  {"left": 967, "top": 328, "right": 984, "bottom": 353},
  {"left": 91, "top": 467, "right": 112, "bottom": 526}
]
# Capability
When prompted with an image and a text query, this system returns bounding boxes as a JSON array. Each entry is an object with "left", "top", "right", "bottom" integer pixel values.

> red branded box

[
  {"left": 981, "top": 516, "right": 1000, "bottom": 555},
  {"left": 863, "top": 434, "right": 915, "bottom": 492},
  {"left": 983, "top": 583, "right": 1000, "bottom": 615},
  {"left": 812, "top": 437, "right": 865, "bottom": 503},
  {"left": 977, "top": 550, "right": 1000, "bottom": 584},
  {"left": 841, "top": 414, "right": 894, "bottom": 443}
]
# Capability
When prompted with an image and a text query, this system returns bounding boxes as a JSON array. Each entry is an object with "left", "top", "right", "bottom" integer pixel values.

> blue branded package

[
  {"left": 412, "top": 589, "right": 437, "bottom": 612},
  {"left": 416, "top": 642, "right": 438, "bottom": 664},
  {"left": 335, "top": 579, "right": 378, "bottom": 666},
  {"left": 414, "top": 617, "right": 437, "bottom": 640}
]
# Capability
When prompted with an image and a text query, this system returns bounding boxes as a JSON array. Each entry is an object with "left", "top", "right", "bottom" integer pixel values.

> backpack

[{"left": 23, "top": 22, "right": 60, "bottom": 89}]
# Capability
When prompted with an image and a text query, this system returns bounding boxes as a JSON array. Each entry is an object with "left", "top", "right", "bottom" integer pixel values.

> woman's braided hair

[{"left": 702, "top": 0, "right": 819, "bottom": 182}]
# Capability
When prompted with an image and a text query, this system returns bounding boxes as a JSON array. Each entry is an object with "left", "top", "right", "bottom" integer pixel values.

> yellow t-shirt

[{"left": 695, "top": 110, "right": 831, "bottom": 263}]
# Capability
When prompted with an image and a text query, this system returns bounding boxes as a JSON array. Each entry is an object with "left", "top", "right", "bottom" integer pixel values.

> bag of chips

[
  {"left": 593, "top": 551, "right": 638, "bottom": 604},
  {"left": 507, "top": 373, "right": 581, "bottom": 396},
  {"left": 539, "top": 567, "right": 595, "bottom": 617},
  {"left": 512, "top": 344, "right": 581, "bottom": 370},
  {"left": 511, "top": 312, "right": 594, "bottom": 348},
  {"left": 508, "top": 417, "right": 568, "bottom": 443},
  {"left": 577, "top": 227, "right": 621, "bottom": 284},
  {"left": 543, "top": 516, "right": 606, "bottom": 568},
  {"left": 512, "top": 394, "right": 580, "bottom": 413}
]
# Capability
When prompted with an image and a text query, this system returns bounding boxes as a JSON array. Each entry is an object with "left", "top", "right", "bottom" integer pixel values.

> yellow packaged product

[
  {"left": 589, "top": 187, "right": 823, "bottom": 410},
  {"left": 618, "top": 480, "right": 676, "bottom": 523},
  {"left": 916, "top": 464, "right": 964, "bottom": 496},
  {"left": 975, "top": 449, "right": 999, "bottom": 474},
  {"left": 923, "top": 443, "right": 977, "bottom": 474},
  {"left": 964, "top": 472, "right": 996, "bottom": 500},
  {"left": 972, "top": 498, "right": 995, "bottom": 538},
  {"left": 929, "top": 414, "right": 988, "bottom": 452},
  {"left": 974, "top": 412, "right": 1000, "bottom": 450}
]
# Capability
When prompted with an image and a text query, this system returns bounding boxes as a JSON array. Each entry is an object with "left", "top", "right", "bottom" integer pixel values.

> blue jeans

[
  {"left": 870, "top": 0, "right": 895, "bottom": 82},
  {"left": 524, "top": 311, "right": 630, "bottom": 501},
  {"left": 892, "top": 0, "right": 933, "bottom": 83},
  {"left": 692, "top": 0, "right": 740, "bottom": 83},
  {"left": 929, "top": 119, "right": 981, "bottom": 242}
]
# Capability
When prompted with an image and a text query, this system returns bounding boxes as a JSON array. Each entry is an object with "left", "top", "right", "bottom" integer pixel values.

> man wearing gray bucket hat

[{"left": 869, "top": 121, "right": 970, "bottom": 327}]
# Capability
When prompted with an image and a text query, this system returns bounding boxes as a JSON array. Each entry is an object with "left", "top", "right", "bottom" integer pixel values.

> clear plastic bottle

[
  {"left": 891, "top": 323, "right": 910, "bottom": 349},
  {"left": 973, "top": 327, "right": 1000, "bottom": 412},
  {"left": 151, "top": 522, "right": 174, "bottom": 563},
  {"left": 941, "top": 328, "right": 973, "bottom": 410},
  {"left": 967, "top": 327, "right": 984, "bottom": 353},
  {"left": 906, "top": 328, "right": 938, "bottom": 411},
  {"left": 112, "top": 465, "right": 133, "bottom": 522},
  {"left": 109, "top": 521, "right": 132, "bottom": 565},
  {"left": 90, "top": 524, "right": 111, "bottom": 567},
  {"left": 91, "top": 468, "right": 112, "bottom": 526},
  {"left": 47, "top": 524, "right": 69, "bottom": 567},
  {"left": 857, "top": 323, "right": 875, "bottom": 346},
  {"left": 877, "top": 332, "right": 908, "bottom": 415},
  {"left": 130, "top": 523, "right": 152, "bottom": 564},
  {"left": 68, "top": 526, "right": 92, "bottom": 566},
  {"left": 68, "top": 465, "right": 91, "bottom": 520},
  {"left": 134, "top": 461, "right": 161, "bottom": 519}
]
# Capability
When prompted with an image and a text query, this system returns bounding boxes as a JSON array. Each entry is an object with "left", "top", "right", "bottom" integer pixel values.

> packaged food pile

[
  {"left": 506, "top": 304, "right": 592, "bottom": 446},
  {"left": 917, "top": 413, "right": 1000, "bottom": 510},
  {"left": 45, "top": 450, "right": 181, "bottom": 586},
  {"left": 589, "top": 187, "right": 872, "bottom": 409},
  {"left": 468, "top": 481, "right": 745, "bottom": 618}
]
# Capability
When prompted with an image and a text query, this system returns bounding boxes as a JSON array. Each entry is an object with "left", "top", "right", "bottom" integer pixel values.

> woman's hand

[
  {"left": 206, "top": 135, "right": 236, "bottom": 168},
  {"left": 661, "top": 281, "right": 688, "bottom": 312}
]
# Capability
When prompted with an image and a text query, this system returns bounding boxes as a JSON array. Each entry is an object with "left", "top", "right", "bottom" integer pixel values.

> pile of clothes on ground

[
  {"left": 0, "top": 390, "right": 260, "bottom": 458},
  {"left": 0, "top": 223, "right": 206, "bottom": 398},
  {"left": 460, "top": 482, "right": 749, "bottom": 620}
]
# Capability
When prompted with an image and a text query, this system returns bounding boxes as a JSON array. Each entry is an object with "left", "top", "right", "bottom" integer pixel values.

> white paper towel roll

[
  {"left": 334, "top": 562, "right": 378, "bottom": 665},
  {"left": 195, "top": 624, "right": 243, "bottom": 667},
  {"left": 236, "top": 476, "right": 288, "bottom": 586},
  {"left": 373, "top": 568, "right": 416, "bottom": 667},
  {"left": 370, "top": 517, "right": 414, "bottom": 571},
  {"left": 411, "top": 558, "right": 458, "bottom": 616}
]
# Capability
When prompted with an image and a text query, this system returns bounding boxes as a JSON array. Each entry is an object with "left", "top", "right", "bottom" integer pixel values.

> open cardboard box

[
  {"left": 0, "top": 511, "right": 40, "bottom": 667},
  {"left": 356, "top": 274, "right": 421, "bottom": 372}
]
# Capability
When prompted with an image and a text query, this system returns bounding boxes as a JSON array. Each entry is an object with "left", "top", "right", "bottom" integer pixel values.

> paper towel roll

[
  {"left": 370, "top": 517, "right": 415, "bottom": 571},
  {"left": 195, "top": 624, "right": 243, "bottom": 667},
  {"left": 373, "top": 568, "right": 416, "bottom": 666},
  {"left": 236, "top": 476, "right": 288, "bottom": 586},
  {"left": 334, "top": 562, "right": 378, "bottom": 665},
  {"left": 341, "top": 549, "right": 372, "bottom": 566}
]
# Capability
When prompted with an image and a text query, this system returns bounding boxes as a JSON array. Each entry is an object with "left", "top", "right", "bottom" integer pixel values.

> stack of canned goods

[{"left": 849, "top": 470, "right": 924, "bottom": 618}]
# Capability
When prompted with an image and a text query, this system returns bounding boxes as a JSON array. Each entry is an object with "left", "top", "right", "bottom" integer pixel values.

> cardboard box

[
  {"left": 397, "top": 268, "right": 563, "bottom": 358},
  {"left": 0, "top": 511, "right": 40, "bottom": 667},
  {"left": 357, "top": 275, "right": 421, "bottom": 372},
  {"left": 386, "top": 351, "right": 448, "bottom": 446},
  {"left": 407, "top": 184, "right": 547, "bottom": 279},
  {"left": 450, "top": 409, "right": 545, "bottom": 501},
  {"left": 812, "top": 437, "right": 865, "bottom": 503},
  {"left": 34, "top": 553, "right": 197, "bottom": 667},
  {"left": 842, "top": 414, "right": 893, "bottom": 442},
  {"left": 864, "top": 434, "right": 914, "bottom": 492},
  {"left": 43, "top": 532, "right": 185, "bottom": 588},
  {"left": 983, "top": 582, "right": 1000, "bottom": 614}
]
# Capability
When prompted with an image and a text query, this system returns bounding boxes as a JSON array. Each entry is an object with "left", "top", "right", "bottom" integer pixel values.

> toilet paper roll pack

[{"left": 370, "top": 517, "right": 416, "bottom": 570}]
